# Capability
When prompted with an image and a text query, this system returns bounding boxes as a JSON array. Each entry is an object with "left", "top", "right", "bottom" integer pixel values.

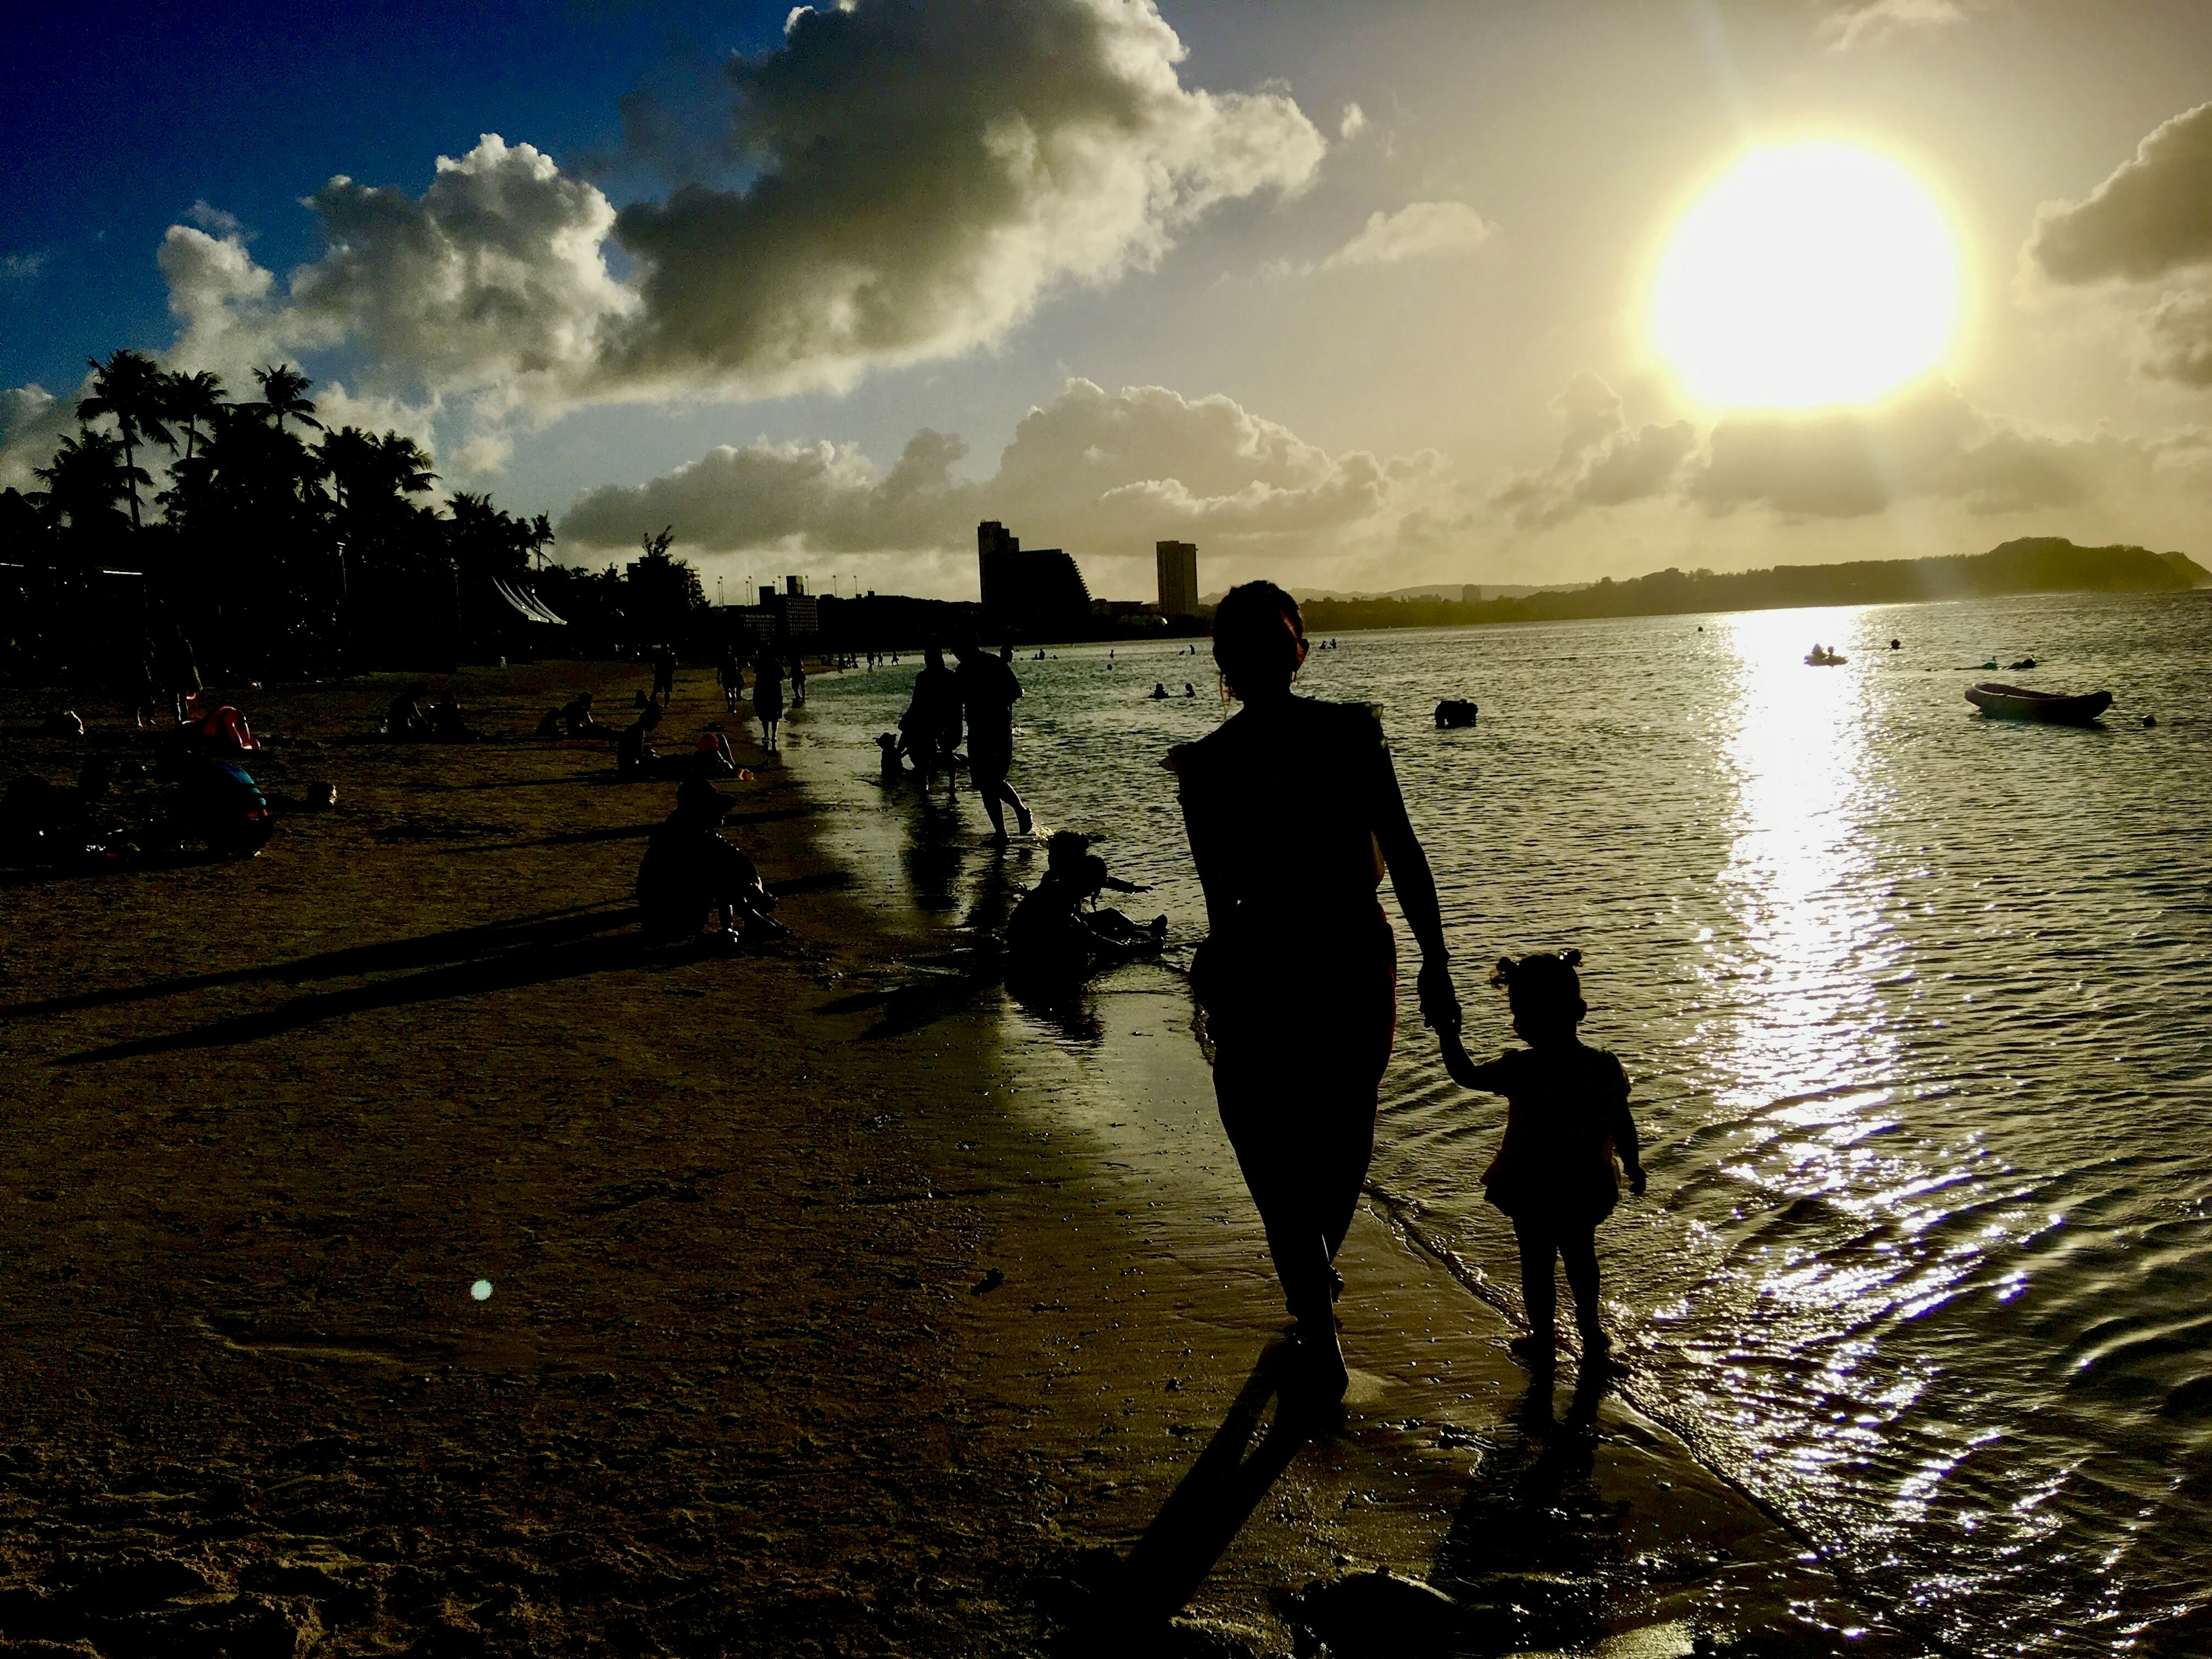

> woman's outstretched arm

[{"left": 1370, "top": 741, "right": 1461, "bottom": 1032}]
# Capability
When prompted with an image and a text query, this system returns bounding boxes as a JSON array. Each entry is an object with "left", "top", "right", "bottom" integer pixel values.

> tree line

[{"left": 1, "top": 349, "right": 714, "bottom": 684}]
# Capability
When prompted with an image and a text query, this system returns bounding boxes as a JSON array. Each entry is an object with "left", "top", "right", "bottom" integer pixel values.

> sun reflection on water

[{"left": 1707, "top": 607, "right": 1899, "bottom": 1116}]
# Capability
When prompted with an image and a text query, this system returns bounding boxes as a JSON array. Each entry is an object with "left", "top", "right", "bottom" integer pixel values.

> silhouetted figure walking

[
  {"left": 954, "top": 639, "right": 1030, "bottom": 842},
  {"left": 1172, "top": 580, "right": 1461, "bottom": 1414},
  {"left": 717, "top": 647, "right": 744, "bottom": 713},
  {"left": 651, "top": 645, "right": 677, "bottom": 705},
  {"left": 753, "top": 658, "right": 785, "bottom": 750},
  {"left": 1440, "top": 949, "right": 1644, "bottom": 1371}
]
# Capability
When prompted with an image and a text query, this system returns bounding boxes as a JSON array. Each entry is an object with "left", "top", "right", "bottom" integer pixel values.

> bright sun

[{"left": 1654, "top": 143, "right": 1959, "bottom": 409}]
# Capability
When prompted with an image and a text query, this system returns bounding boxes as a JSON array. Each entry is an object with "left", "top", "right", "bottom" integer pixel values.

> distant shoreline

[{"left": 1290, "top": 537, "right": 2208, "bottom": 637}]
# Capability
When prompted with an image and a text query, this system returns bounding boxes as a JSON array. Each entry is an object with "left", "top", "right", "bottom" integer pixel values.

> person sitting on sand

[
  {"left": 429, "top": 690, "right": 478, "bottom": 742},
  {"left": 385, "top": 682, "right": 433, "bottom": 737},
  {"left": 560, "top": 692, "right": 602, "bottom": 737},
  {"left": 1150, "top": 681, "right": 1169, "bottom": 699},
  {"left": 154, "top": 750, "right": 274, "bottom": 859},
  {"left": 692, "top": 724, "right": 737, "bottom": 777},
  {"left": 1438, "top": 949, "right": 1644, "bottom": 1372},
  {"left": 637, "top": 777, "right": 781, "bottom": 945},
  {"left": 1, "top": 761, "right": 132, "bottom": 866},
  {"left": 1007, "top": 832, "right": 1166, "bottom": 973},
  {"left": 616, "top": 703, "right": 665, "bottom": 780}
]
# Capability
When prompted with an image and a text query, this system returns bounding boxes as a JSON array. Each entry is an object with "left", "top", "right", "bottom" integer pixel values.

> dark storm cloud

[
  {"left": 2028, "top": 101, "right": 2212, "bottom": 284},
  {"left": 607, "top": 0, "right": 1322, "bottom": 392}
]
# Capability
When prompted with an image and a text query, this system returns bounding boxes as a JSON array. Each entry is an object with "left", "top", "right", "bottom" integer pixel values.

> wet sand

[{"left": 0, "top": 665, "right": 1893, "bottom": 1656}]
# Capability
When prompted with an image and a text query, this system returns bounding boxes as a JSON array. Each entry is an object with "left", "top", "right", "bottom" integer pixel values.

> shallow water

[{"left": 800, "top": 589, "right": 2212, "bottom": 1655}]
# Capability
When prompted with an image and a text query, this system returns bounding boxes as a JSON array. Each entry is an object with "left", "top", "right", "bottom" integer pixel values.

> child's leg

[
  {"left": 1513, "top": 1218, "right": 1558, "bottom": 1338},
  {"left": 1559, "top": 1224, "right": 1603, "bottom": 1343}
]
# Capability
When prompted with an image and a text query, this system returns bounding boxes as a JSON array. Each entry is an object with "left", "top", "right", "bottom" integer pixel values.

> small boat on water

[
  {"left": 1966, "top": 681, "right": 2113, "bottom": 724},
  {"left": 1805, "top": 650, "right": 1847, "bottom": 666}
]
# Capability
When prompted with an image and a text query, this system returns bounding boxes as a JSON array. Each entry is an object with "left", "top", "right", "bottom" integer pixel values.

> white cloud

[
  {"left": 1319, "top": 202, "right": 1493, "bottom": 271},
  {"left": 2025, "top": 100, "right": 2212, "bottom": 389},
  {"left": 1816, "top": 0, "right": 1978, "bottom": 52},
  {"left": 2028, "top": 101, "right": 2212, "bottom": 285},
  {"left": 1689, "top": 384, "right": 2161, "bottom": 518},
  {"left": 1, "top": 252, "right": 48, "bottom": 283},
  {"left": 152, "top": 0, "right": 1323, "bottom": 465},
  {"left": 1338, "top": 102, "right": 1367, "bottom": 141},
  {"left": 1492, "top": 373, "right": 1695, "bottom": 527},
  {"left": 0, "top": 385, "right": 64, "bottom": 491},
  {"left": 556, "top": 378, "right": 1440, "bottom": 579}
]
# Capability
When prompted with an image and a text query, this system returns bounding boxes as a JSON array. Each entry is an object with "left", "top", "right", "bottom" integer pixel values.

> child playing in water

[
  {"left": 1440, "top": 949, "right": 1645, "bottom": 1369},
  {"left": 1006, "top": 831, "right": 1166, "bottom": 972}
]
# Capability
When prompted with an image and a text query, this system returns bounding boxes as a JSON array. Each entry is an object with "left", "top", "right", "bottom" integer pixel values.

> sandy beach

[{"left": 0, "top": 664, "right": 1896, "bottom": 1657}]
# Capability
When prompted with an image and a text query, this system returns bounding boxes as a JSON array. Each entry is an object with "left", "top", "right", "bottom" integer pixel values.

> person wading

[
  {"left": 1171, "top": 579, "right": 1462, "bottom": 1414},
  {"left": 953, "top": 639, "right": 1031, "bottom": 842}
]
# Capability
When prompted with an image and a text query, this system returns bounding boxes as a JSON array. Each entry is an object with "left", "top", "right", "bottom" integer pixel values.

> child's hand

[
  {"left": 1438, "top": 1029, "right": 1483, "bottom": 1089},
  {"left": 1628, "top": 1166, "right": 1647, "bottom": 1198}
]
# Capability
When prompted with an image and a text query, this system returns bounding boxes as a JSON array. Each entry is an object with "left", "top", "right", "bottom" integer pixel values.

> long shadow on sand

[
  {"left": 3, "top": 903, "right": 634, "bottom": 1020},
  {"left": 46, "top": 908, "right": 653, "bottom": 1065},
  {"left": 1418, "top": 1365, "right": 1620, "bottom": 1656},
  {"left": 1044, "top": 1340, "right": 1312, "bottom": 1650}
]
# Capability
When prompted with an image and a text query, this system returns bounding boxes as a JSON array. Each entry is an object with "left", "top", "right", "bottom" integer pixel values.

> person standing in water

[
  {"left": 1171, "top": 579, "right": 1461, "bottom": 1414},
  {"left": 752, "top": 657, "right": 785, "bottom": 751},
  {"left": 953, "top": 639, "right": 1031, "bottom": 841},
  {"left": 1440, "top": 950, "right": 1643, "bottom": 1372},
  {"left": 900, "top": 645, "right": 963, "bottom": 794}
]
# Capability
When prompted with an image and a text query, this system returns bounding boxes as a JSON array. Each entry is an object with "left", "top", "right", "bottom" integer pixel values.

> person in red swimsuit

[{"left": 1172, "top": 580, "right": 1462, "bottom": 1413}]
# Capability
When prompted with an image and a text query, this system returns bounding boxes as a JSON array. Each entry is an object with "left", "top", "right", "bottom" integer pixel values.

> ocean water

[{"left": 799, "top": 589, "right": 2212, "bottom": 1655}]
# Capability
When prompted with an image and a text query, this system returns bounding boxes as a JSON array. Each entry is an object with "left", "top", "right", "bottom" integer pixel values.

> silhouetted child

[
  {"left": 1440, "top": 949, "right": 1645, "bottom": 1370},
  {"left": 1007, "top": 831, "right": 1165, "bottom": 972}
]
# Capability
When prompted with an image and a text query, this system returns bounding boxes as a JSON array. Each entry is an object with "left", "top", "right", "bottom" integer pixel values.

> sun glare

[{"left": 1654, "top": 143, "right": 1959, "bottom": 409}]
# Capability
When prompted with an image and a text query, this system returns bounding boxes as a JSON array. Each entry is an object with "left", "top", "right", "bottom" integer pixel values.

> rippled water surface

[{"left": 804, "top": 590, "right": 2212, "bottom": 1654}]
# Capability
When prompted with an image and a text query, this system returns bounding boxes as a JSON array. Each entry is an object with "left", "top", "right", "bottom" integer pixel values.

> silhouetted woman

[
  {"left": 1172, "top": 580, "right": 1461, "bottom": 1410},
  {"left": 753, "top": 658, "right": 785, "bottom": 751}
]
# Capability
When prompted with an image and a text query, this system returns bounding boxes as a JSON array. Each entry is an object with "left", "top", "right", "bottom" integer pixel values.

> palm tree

[
  {"left": 77, "top": 349, "right": 175, "bottom": 531},
  {"left": 164, "top": 369, "right": 226, "bottom": 461},
  {"left": 376, "top": 431, "right": 437, "bottom": 497},
  {"left": 253, "top": 363, "right": 323, "bottom": 435},
  {"left": 31, "top": 429, "right": 146, "bottom": 535}
]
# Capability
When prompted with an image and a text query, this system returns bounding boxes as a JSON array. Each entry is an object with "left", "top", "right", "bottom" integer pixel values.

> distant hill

[{"left": 1294, "top": 538, "right": 2207, "bottom": 634}]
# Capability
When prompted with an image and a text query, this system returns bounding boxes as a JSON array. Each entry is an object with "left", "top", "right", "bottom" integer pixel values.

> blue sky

[
  {"left": 1, "top": 1, "right": 800, "bottom": 389},
  {"left": 6, "top": 2, "right": 2212, "bottom": 599}
]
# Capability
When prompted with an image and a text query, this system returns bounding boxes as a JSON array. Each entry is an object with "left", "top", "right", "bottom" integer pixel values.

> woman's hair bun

[{"left": 1560, "top": 948, "right": 1582, "bottom": 968}]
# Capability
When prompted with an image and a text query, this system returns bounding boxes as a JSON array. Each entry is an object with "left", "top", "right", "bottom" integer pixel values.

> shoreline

[{"left": 1, "top": 662, "right": 1895, "bottom": 1656}]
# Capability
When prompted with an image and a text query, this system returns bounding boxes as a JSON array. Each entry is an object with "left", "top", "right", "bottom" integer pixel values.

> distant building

[
  {"left": 753, "top": 574, "right": 818, "bottom": 640},
  {"left": 1156, "top": 540, "right": 1199, "bottom": 618},
  {"left": 977, "top": 521, "right": 1090, "bottom": 640}
]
